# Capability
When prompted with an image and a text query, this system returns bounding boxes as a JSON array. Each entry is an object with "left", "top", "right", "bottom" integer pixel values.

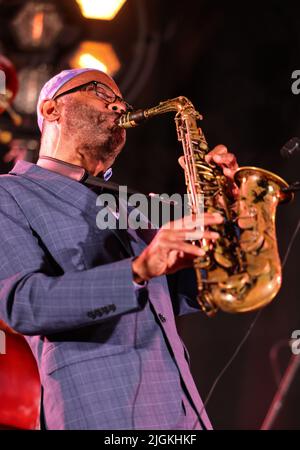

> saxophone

[{"left": 118, "top": 97, "right": 293, "bottom": 316}]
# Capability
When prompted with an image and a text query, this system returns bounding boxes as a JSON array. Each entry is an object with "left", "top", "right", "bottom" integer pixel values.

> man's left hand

[
  {"left": 179, "top": 144, "right": 239, "bottom": 198},
  {"left": 205, "top": 144, "right": 238, "bottom": 180}
]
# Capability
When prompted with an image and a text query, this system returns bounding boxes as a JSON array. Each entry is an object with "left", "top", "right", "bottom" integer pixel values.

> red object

[
  {"left": 0, "top": 321, "right": 40, "bottom": 429},
  {"left": 0, "top": 55, "right": 19, "bottom": 100},
  {"left": 0, "top": 55, "right": 40, "bottom": 429},
  {"left": 0, "top": 55, "right": 19, "bottom": 118}
]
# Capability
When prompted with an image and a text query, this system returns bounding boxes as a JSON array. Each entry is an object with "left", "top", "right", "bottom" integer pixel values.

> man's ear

[{"left": 40, "top": 99, "right": 62, "bottom": 124}]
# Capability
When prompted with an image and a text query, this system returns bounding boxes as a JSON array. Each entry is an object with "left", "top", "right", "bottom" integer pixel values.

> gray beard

[{"left": 64, "top": 100, "right": 125, "bottom": 163}]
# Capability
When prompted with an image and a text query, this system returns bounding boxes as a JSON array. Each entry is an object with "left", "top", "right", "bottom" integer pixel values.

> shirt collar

[{"left": 36, "top": 156, "right": 112, "bottom": 182}]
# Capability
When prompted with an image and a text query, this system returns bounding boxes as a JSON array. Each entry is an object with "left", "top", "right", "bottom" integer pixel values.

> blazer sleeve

[
  {"left": 167, "top": 268, "right": 201, "bottom": 317},
  {"left": 0, "top": 185, "right": 147, "bottom": 336}
]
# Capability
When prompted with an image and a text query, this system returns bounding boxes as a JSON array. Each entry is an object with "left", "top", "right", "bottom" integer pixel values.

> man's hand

[
  {"left": 179, "top": 144, "right": 239, "bottom": 198},
  {"left": 205, "top": 144, "right": 238, "bottom": 179},
  {"left": 132, "top": 213, "right": 223, "bottom": 283},
  {"left": 132, "top": 144, "right": 237, "bottom": 283}
]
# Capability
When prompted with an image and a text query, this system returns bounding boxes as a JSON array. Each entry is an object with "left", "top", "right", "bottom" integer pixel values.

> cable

[
  {"left": 194, "top": 216, "right": 300, "bottom": 428},
  {"left": 195, "top": 310, "right": 262, "bottom": 427},
  {"left": 282, "top": 219, "right": 300, "bottom": 269}
]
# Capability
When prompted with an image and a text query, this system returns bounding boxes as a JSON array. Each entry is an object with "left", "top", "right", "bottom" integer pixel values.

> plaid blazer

[{"left": 0, "top": 160, "right": 212, "bottom": 430}]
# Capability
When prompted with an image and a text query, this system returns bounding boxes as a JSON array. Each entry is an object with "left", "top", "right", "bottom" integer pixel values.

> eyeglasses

[{"left": 53, "top": 80, "right": 133, "bottom": 111}]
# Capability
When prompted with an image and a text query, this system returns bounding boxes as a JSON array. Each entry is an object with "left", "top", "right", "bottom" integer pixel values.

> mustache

[{"left": 91, "top": 110, "right": 122, "bottom": 128}]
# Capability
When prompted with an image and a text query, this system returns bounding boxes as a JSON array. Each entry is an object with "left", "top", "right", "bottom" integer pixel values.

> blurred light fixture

[
  {"left": 0, "top": 130, "right": 12, "bottom": 145},
  {"left": 76, "top": 0, "right": 126, "bottom": 20},
  {"left": 14, "top": 65, "right": 50, "bottom": 115},
  {"left": 69, "top": 41, "right": 121, "bottom": 76},
  {"left": 0, "top": 55, "right": 20, "bottom": 125},
  {"left": 12, "top": 2, "right": 63, "bottom": 50}
]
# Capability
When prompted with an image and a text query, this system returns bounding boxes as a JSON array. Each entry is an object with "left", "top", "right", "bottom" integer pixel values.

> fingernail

[
  {"left": 213, "top": 213, "right": 223, "bottom": 221},
  {"left": 214, "top": 155, "right": 222, "bottom": 162}
]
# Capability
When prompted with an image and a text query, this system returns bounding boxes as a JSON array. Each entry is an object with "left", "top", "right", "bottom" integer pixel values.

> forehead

[{"left": 54, "top": 70, "right": 121, "bottom": 98}]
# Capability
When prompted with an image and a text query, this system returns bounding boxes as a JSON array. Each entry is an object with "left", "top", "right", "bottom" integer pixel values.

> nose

[{"left": 108, "top": 99, "right": 127, "bottom": 114}]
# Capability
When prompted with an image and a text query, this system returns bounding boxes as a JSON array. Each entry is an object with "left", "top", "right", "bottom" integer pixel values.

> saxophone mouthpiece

[{"left": 118, "top": 109, "right": 146, "bottom": 128}]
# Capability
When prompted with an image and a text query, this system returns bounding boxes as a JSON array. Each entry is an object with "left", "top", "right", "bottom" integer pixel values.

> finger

[
  {"left": 184, "top": 212, "right": 223, "bottom": 227},
  {"left": 213, "top": 153, "right": 238, "bottom": 169},
  {"left": 184, "top": 230, "right": 220, "bottom": 240},
  {"left": 159, "top": 229, "right": 203, "bottom": 242},
  {"left": 178, "top": 156, "right": 185, "bottom": 170},
  {"left": 165, "top": 214, "right": 201, "bottom": 230},
  {"left": 203, "top": 230, "right": 220, "bottom": 240},
  {"left": 223, "top": 167, "right": 236, "bottom": 180},
  {"left": 181, "top": 212, "right": 223, "bottom": 226},
  {"left": 160, "top": 225, "right": 220, "bottom": 242},
  {"left": 162, "top": 213, "right": 223, "bottom": 235},
  {"left": 206, "top": 144, "right": 228, "bottom": 156},
  {"left": 203, "top": 212, "right": 223, "bottom": 224},
  {"left": 167, "top": 250, "right": 179, "bottom": 267},
  {"left": 175, "top": 241, "right": 205, "bottom": 256},
  {"left": 158, "top": 229, "right": 197, "bottom": 243},
  {"left": 205, "top": 145, "right": 227, "bottom": 164},
  {"left": 158, "top": 235, "right": 205, "bottom": 256}
]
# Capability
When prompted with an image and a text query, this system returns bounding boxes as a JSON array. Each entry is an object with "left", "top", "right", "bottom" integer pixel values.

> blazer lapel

[{"left": 9, "top": 161, "right": 135, "bottom": 257}]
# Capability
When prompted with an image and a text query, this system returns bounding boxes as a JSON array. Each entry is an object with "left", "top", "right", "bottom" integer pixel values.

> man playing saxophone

[{"left": 0, "top": 68, "right": 238, "bottom": 430}]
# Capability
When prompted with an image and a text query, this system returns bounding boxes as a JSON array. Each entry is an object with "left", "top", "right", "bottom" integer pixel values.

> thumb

[{"left": 178, "top": 156, "right": 186, "bottom": 170}]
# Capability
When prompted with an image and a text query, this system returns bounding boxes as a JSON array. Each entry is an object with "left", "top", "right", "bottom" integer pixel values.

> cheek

[{"left": 89, "top": 98, "right": 109, "bottom": 113}]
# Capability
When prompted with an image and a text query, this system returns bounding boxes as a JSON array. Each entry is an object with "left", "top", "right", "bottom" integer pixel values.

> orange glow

[
  {"left": 69, "top": 41, "right": 121, "bottom": 76},
  {"left": 76, "top": 0, "right": 126, "bottom": 20},
  {"left": 32, "top": 11, "right": 44, "bottom": 44},
  {"left": 78, "top": 54, "right": 108, "bottom": 73}
]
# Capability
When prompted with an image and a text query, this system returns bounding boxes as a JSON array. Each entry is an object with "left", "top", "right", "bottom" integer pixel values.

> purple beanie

[{"left": 37, "top": 68, "right": 111, "bottom": 132}]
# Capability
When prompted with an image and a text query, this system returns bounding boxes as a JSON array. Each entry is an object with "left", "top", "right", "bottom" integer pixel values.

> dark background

[{"left": 0, "top": 0, "right": 299, "bottom": 429}]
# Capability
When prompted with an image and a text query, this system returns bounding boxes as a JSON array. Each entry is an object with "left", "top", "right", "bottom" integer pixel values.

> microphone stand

[
  {"left": 260, "top": 143, "right": 300, "bottom": 428},
  {"left": 282, "top": 181, "right": 300, "bottom": 193},
  {"left": 260, "top": 354, "right": 300, "bottom": 430},
  {"left": 261, "top": 171, "right": 300, "bottom": 429}
]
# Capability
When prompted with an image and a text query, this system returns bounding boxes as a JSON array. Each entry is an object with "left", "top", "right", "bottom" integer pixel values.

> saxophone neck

[{"left": 118, "top": 96, "right": 200, "bottom": 128}]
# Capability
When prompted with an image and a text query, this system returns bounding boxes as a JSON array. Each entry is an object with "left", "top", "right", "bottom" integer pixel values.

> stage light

[
  {"left": 77, "top": 54, "right": 108, "bottom": 73},
  {"left": 12, "top": 2, "right": 63, "bottom": 50},
  {"left": 14, "top": 65, "right": 50, "bottom": 115},
  {"left": 75, "top": 0, "right": 126, "bottom": 20},
  {"left": 69, "top": 41, "right": 121, "bottom": 76}
]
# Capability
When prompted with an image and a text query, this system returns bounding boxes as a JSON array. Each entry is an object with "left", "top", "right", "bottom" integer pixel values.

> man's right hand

[{"left": 131, "top": 213, "right": 223, "bottom": 283}]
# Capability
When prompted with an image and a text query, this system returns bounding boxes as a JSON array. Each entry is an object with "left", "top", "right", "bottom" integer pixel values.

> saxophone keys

[
  {"left": 219, "top": 272, "right": 250, "bottom": 291},
  {"left": 240, "top": 230, "right": 264, "bottom": 252},
  {"left": 194, "top": 254, "right": 211, "bottom": 269},
  {"left": 197, "top": 291, "right": 218, "bottom": 316},
  {"left": 214, "top": 247, "right": 234, "bottom": 268}
]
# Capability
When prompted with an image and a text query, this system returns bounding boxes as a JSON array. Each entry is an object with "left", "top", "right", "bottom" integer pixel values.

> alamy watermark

[
  {"left": 291, "top": 330, "right": 300, "bottom": 355},
  {"left": 291, "top": 70, "right": 300, "bottom": 94},
  {"left": 95, "top": 187, "right": 205, "bottom": 234},
  {"left": 0, "top": 329, "right": 6, "bottom": 355}
]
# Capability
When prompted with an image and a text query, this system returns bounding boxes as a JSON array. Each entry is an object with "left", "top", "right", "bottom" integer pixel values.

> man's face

[{"left": 54, "top": 71, "right": 127, "bottom": 168}]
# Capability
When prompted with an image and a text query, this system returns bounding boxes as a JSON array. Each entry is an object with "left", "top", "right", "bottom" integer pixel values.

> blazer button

[{"left": 158, "top": 313, "right": 166, "bottom": 323}]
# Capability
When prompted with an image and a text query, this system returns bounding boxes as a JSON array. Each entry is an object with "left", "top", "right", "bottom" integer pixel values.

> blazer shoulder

[
  {"left": 0, "top": 173, "right": 31, "bottom": 193},
  {"left": 0, "top": 174, "right": 30, "bottom": 211}
]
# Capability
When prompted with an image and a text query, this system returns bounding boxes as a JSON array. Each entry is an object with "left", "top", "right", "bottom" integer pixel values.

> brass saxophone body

[{"left": 119, "top": 97, "right": 293, "bottom": 316}]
